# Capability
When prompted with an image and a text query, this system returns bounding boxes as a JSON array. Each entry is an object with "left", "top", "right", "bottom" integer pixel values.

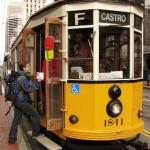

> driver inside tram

[{"left": 69, "top": 31, "right": 93, "bottom": 79}]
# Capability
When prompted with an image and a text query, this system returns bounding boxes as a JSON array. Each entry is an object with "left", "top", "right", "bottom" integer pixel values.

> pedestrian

[{"left": 8, "top": 63, "right": 42, "bottom": 144}]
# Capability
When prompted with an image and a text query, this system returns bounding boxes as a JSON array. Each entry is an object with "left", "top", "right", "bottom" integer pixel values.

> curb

[
  {"left": 144, "top": 86, "right": 150, "bottom": 89},
  {"left": 18, "top": 126, "right": 29, "bottom": 150}
]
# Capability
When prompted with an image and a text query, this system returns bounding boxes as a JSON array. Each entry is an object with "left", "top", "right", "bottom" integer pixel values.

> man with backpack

[{"left": 8, "top": 63, "right": 42, "bottom": 144}]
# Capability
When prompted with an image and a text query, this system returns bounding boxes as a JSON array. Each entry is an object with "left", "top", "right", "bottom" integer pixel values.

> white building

[
  {"left": 46, "top": 0, "right": 54, "bottom": 5},
  {"left": 23, "top": 0, "right": 47, "bottom": 24},
  {"left": 6, "top": 0, "right": 50, "bottom": 52},
  {"left": 6, "top": 1, "right": 23, "bottom": 53},
  {"left": 145, "top": 0, "right": 150, "bottom": 8}
]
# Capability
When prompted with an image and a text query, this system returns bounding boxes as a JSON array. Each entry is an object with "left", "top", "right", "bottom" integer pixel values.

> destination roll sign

[
  {"left": 100, "top": 10, "right": 130, "bottom": 25},
  {"left": 68, "top": 10, "right": 93, "bottom": 26}
]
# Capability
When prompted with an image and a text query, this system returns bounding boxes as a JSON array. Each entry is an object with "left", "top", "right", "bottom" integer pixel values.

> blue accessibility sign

[{"left": 71, "top": 84, "right": 80, "bottom": 94}]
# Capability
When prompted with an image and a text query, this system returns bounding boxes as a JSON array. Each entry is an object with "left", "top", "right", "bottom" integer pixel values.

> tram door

[
  {"left": 22, "top": 29, "right": 35, "bottom": 105},
  {"left": 35, "top": 25, "right": 46, "bottom": 120},
  {"left": 44, "top": 18, "right": 63, "bottom": 130}
]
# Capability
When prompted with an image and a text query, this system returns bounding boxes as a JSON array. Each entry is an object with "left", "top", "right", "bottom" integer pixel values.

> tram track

[{"left": 143, "top": 99, "right": 150, "bottom": 102}]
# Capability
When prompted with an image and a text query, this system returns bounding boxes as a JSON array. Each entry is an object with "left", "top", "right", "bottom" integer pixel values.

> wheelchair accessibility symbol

[{"left": 71, "top": 84, "right": 80, "bottom": 94}]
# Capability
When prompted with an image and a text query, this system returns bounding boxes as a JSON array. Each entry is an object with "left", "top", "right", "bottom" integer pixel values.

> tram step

[{"left": 27, "top": 131, "right": 62, "bottom": 150}]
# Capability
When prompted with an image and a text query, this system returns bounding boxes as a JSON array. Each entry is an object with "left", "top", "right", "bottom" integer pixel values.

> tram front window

[
  {"left": 68, "top": 29, "right": 93, "bottom": 80},
  {"left": 99, "top": 27, "right": 129, "bottom": 79},
  {"left": 134, "top": 32, "right": 142, "bottom": 78}
]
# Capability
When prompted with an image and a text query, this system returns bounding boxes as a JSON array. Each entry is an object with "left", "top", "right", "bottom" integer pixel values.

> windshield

[
  {"left": 68, "top": 28, "right": 93, "bottom": 80},
  {"left": 99, "top": 26, "right": 130, "bottom": 79}
]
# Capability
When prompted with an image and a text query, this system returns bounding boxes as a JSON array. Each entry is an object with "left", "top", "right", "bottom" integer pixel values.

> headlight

[
  {"left": 107, "top": 100, "right": 122, "bottom": 118},
  {"left": 108, "top": 85, "right": 121, "bottom": 99},
  {"left": 112, "top": 103, "right": 122, "bottom": 114}
]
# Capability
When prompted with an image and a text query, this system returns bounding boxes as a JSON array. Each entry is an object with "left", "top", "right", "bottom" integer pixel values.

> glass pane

[
  {"left": 48, "top": 43, "right": 62, "bottom": 78},
  {"left": 99, "top": 27, "right": 129, "bottom": 79},
  {"left": 68, "top": 29, "right": 93, "bottom": 80},
  {"left": 48, "top": 59, "right": 62, "bottom": 78},
  {"left": 26, "top": 33, "right": 34, "bottom": 47},
  {"left": 17, "top": 42, "right": 22, "bottom": 64},
  {"left": 49, "top": 84, "right": 62, "bottom": 119},
  {"left": 11, "top": 51, "right": 15, "bottom": 67},
  {"left": 134, "top": 15, "right": 142, "bottom": 30},
  {"left": 134, "top": 32, "right": 142, "bottom": 78},
  {"left": 48, "top": 24, "right": 60, "bottom": 40},
  {"left": 26, "top": 48, "right": 32, "bottom": 64}
]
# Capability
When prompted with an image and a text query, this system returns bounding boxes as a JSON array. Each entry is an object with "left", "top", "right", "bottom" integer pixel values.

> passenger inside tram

[{"left": 103, "top": 57, "right": 116, "bottom": 72}]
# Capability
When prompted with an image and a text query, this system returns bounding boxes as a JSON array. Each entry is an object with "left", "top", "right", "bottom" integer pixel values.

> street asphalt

[{"left": 139, "top": 88, "right": 150, "bottom": 145}]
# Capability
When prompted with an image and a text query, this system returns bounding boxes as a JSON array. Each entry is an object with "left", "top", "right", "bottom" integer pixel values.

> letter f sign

[{"left": 75, "top": 12, "right": 85, "bottom": 25}]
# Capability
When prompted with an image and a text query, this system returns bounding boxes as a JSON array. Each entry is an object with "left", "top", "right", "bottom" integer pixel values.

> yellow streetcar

[{"left": 9, "top": 0, "right": 149, "bottom": 149}]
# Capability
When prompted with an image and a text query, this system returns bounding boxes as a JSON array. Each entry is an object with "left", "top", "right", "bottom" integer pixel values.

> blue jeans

[{"left": 9, "top": 102, "right": 40, "bottom": 139}]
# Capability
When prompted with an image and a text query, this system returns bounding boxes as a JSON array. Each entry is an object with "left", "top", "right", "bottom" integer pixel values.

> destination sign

[
  {"left": 100, "top": 10, "right": 130, "bottom": 25},
  {"left": 68, "top": 10, "right": 93, "bottom": 26}
]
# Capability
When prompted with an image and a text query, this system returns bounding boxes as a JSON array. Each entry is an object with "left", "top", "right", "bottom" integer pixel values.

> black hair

[{"left": 18, "top": 63, "right": 26, "bottom": 71}]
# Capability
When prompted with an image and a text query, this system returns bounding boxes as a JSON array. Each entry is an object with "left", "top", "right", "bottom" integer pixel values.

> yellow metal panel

[{"left": 63, "top": 82, "right": 144, "bottom": 140}]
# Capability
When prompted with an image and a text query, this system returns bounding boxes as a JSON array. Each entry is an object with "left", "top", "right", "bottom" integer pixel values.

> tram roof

[{"left": 30, "top": 0, "right": 144, "bottom": 20}]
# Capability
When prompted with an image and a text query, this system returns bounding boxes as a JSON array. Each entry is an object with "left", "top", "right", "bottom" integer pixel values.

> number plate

[{"left": 104, "top": 118, "right": 124, "bottom": 127}]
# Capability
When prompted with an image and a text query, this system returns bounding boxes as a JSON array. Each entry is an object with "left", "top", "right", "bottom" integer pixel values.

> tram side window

[
  {"left": 25, "top": 33, "right": 35, "bottom": 74},
  {"left": 26, "top": 33, "right": 34, "bottom": 47},
  {"left": 48, "top": 43, "right": 62, "bottom": 78},
  {"left": 134, "top": 32, "right": 142, "bottom": 78},
  {"left": 26, "top": 48, "right": 32, "bottom": 64},
  {"left": 47, "top": 24, "right": 62, "bottom": 79},
  {"left": 99, "top": 27, "right": 129, "bottom": 79},
  {"left": 68, "top": 29, "right": 93, "bottom": 80},
  {"left": 48, "top": 24, "right": 59, "bottom": 40},
  {"left": 17, "top": 42, "right": 23, "bottom": 65}
]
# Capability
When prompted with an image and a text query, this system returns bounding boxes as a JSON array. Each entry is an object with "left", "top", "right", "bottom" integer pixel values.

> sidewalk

[
  {"left": 0, "top": 95, "right": 28, "bottom": 150},
  {"left": 144, "top": 81, "right": 150, "bottom": 89}
]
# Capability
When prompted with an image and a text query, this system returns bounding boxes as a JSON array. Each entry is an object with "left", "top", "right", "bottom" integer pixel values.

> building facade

[
  {"left": 6, "top": 0, "right": 48, "bottom": 53},
  {"left": 4, "top": 0, "right": 53, "bottom": 75},
  {"left": 6, "top": 17, "right": 22, "bottom": 51},
  {"left": 23, "top": 0, "right": 46, "bottom": 24},
  {"left": 6, "top": 1, "right": 23, "bottom": 53},
  {"left": 143, "top": 0, "right": 150, "bottom": 79}
]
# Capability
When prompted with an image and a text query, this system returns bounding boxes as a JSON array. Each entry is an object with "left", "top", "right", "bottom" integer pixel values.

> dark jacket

[{"left": 15, "top": 70, "right": 39, "bottom": 103}]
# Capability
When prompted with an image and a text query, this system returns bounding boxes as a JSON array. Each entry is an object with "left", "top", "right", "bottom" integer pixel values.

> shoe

[{"left": 8, "top": 138, "right": 17, "bottom": 144}]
